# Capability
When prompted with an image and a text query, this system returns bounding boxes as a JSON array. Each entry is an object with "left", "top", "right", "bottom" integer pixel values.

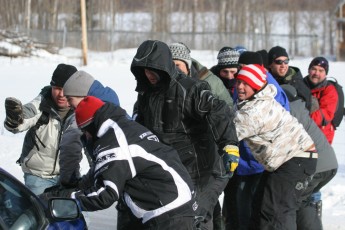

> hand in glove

[
  {"left": 4, "top": 97, "right": 24, "bottom": 129},
  {"left": 222, "top": 145, "right": 239, "bottom": 177},
  {"left": 39, "top": 185, "right": 76, "bottom": 202},
  {"left": 310, "top": 96, "right": 319, "bottom": 113}
]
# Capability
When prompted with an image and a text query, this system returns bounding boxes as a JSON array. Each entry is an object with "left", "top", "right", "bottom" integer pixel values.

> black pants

[
  {"left": 296, "top": 168, "right": 337, "bottom": 230},
  {"left": 249, "top": 157, "right": 317, "bottom": 230},
  {"left": 117, "top": 199, "right": 197, "bottom": 230},
  {"left": 237, "top": 173, "right": 262, "bottom": 230},
  {"left": 222, "top": 173, "right": 239, "bottom": 230},
  {"left": 195, "top": 174, "right": 229, "bottom": 230},
  {"left": 116, "top": 199, "right": 143, "bottom": 230}
]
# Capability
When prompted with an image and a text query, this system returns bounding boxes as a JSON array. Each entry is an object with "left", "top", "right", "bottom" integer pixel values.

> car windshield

[{"left": 0, "top": 174, "right": 40, "bottom": 230}]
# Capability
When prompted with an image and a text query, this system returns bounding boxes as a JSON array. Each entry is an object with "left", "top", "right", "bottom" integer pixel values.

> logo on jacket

[
  {"left": 139, "top": 131, "right": 160, "bottom": 142},
  {"left": 96, "top": 153, "right": 116, "bottom": 164}
]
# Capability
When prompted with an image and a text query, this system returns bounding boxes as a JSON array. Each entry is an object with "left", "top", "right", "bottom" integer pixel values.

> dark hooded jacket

[{"left": 130, "top": 40, "right": 238, "bottom": 181}]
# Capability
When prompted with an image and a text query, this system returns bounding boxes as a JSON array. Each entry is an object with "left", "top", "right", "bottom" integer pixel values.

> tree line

[{"left": 0, "top": 0, "right": 339, "bottom": 55}]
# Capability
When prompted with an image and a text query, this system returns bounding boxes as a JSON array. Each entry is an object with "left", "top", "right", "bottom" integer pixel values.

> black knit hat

[
  {"left": 308, "top": 57, "right": 329, "bottom": 74},
  {"left": 238, "top": 51, "right": 263, "bottom": 65},
  {"left": 216, "top": 47, "right": 240, "bottom": 68},
  {"left": 257, "top": 50, "right": 269, "bottom": 70},
  {"left": 50, "top": 64, "right": 78, "bottom": 87},
  {"left": 268, "top": 46, "right": 289, "bottom": 64}
]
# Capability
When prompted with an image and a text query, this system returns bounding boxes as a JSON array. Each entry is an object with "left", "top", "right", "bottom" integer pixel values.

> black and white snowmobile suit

[{"left": 71, "top": 103, "right": 195, "bottom": 223}]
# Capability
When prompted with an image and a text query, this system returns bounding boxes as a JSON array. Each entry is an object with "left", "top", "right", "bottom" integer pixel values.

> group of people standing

[{"left": 3, "top": 40, "right": 340, "bottom": 230}]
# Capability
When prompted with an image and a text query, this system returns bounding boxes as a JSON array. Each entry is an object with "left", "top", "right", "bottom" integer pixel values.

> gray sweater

[{"left": 289, "top": 98, "right": 338, "bottom": 173}]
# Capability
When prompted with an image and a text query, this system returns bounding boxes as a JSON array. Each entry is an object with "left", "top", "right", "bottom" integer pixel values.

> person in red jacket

[{"left": 303, "top": 57, "right": 338, "bottom": 144}]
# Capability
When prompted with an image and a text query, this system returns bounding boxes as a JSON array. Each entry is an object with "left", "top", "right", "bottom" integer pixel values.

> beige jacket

[{"left": 234, "top": 84, "right": 314, "bottom": 172}]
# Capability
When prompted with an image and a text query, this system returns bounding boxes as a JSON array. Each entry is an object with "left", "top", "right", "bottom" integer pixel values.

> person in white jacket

[
  {"left": 233, "top": 64, "right": 317, "bottom": 230},
  {"left": 4, "top": 64, "right": 84, "bottom": 195}
]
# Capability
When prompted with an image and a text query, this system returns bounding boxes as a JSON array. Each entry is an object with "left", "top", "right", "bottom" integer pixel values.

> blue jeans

[{"left": 24, "top": 173, "right": 59, "bottom": 195}]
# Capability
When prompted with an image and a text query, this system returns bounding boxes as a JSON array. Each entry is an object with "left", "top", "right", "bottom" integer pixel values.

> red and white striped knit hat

[{"left": 236, "top": 64, "right": 267, "bottom": 91}]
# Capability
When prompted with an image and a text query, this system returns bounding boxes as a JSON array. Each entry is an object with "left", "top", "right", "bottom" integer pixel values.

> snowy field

[{"left": 0, "top": 47, "right": 344, "bottom": 229}]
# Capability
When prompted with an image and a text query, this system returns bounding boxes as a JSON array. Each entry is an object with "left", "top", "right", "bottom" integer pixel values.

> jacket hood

[
  {"left": 191, "top": 58, "right": 211, "bottom": 80},
  {"left": 89, "top": 80, "right": 120, "bottom": 106},
  {"left": 131, "top": 40, "right": 178, "bottom": 92}
]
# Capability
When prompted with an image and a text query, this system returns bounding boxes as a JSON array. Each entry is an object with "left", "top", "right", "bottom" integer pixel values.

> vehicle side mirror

[{"left": 48, "top": 198, "right": 81, "bottom": 220}]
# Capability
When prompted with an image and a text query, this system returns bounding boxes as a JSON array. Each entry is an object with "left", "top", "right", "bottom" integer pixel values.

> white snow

[{"left": 0, "top": 48, "right": 344, "bottom": 229}]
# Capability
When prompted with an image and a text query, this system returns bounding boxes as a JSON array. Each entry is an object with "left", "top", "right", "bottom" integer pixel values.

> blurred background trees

[{"left": 0, "top": 0, "right": 341, "bottom": 58}]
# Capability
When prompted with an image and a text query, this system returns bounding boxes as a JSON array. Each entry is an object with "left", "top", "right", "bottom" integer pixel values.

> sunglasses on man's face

[{"left": 274, "top": 59, "right": 289, "bottom": 65}]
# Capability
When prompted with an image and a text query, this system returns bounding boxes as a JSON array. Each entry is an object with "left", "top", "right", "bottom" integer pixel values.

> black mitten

[{"left": 4, "top": 97, "right": 24, "bottom": 129}]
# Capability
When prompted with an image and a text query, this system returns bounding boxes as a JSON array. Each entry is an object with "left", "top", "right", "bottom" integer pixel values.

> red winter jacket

[{"left": 306, "top": 79, "right": 338, "bottom": 144}]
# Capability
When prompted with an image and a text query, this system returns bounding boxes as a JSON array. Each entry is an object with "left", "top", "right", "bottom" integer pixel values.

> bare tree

[
  {"left": 218, "top": 0, "right": 227, "bottom": 32},
  {"left": 25, "top": 0, "right": 31, "bottom": 31}
]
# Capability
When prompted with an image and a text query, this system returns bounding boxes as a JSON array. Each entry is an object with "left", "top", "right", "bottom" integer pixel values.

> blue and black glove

[{"left": 222, "top": 145, "right": 240, "bottom": 178}]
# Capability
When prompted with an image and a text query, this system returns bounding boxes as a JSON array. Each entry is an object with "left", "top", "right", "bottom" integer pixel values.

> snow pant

[
  {"left": 116, "top": 198, "right": 144, "bottom": 230},
  {"left": 222, "top": 173, "right": 239, "bottom": 230},
  {"left": 296, "top": 168, "right": 337, "bottom": 230},
  {"left": 236, "top": 173, "right": 262, "bottom": 230},
  {"left": 222, "top": 172, "right": 262, "bottom": 230},
  {"left": 143, "top": 201, "right": 196, "bottom": 230},
  {"left": 213, "top": 201, "right": 225, "bottom": 230},
  {"left": 249, "top": 156, "right": 317, "bottom": 230},
  {"left": 195, "top": 174, "right": 229, "bottom": 230},
  {"left": 117, "top": 198, "right": 197, "bottom": 230}
]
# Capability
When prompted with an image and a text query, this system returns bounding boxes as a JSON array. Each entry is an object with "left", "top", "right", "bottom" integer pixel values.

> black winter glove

[
  {"left": 4, "top": 97, "right": 23, "bottom": 129},
  {"left": 39, "top": 185, "right": 76, "bottom": 202}
]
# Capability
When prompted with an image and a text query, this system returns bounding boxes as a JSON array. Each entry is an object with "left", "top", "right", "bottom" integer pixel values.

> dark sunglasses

[{"left": 274, "top": 59, "right": 289, "bottom": 65}]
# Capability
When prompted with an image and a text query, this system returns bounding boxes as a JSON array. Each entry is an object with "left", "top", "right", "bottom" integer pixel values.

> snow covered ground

[{"left": 0, "top": 47, "right": 344, "bottom": 229}]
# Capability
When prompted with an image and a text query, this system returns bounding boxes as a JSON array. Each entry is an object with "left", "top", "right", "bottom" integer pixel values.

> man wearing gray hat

[
  {"left": 63, "top": 70, "right": 120, "bottom": 109},
  {"left": 169, "top": 42, "right": 233, "bottom": 109}
]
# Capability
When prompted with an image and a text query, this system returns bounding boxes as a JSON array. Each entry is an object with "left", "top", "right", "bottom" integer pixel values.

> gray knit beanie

[
  {"left": 168, "top": 42, "right": 192, "bottom": 71},
  {"left": 63, "top": 70, "right": 95, "bottom": 96},
  {"left": 217, "top": 47, "right": 240, "bottom": 68}
]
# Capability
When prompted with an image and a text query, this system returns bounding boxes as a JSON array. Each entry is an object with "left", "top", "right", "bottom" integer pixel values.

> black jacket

[
  {"left": 74, "top": 103, "right": 194, "bottom": 223},
  {"left": 272, "top": 66, "right": 312, "bottom": 111},
  {"left": 130, "top": 40, "right": 238, "bottom": 182}
]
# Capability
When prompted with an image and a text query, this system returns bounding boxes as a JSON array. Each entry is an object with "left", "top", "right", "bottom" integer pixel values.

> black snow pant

[
  {"left": 222, "top": 173, "right": 239, "bottom": 230},
  {"left": 117, "top": 198, "right": 197, "bottom": 230},
  {"left": 249, "top": 157, "right": 317, "bottom": 230},
  {"left": 195, "top": 174, "right": 229, "bottom": 230},
  {"left": 296, "top": 168, "right": 337, "bottom": 230}
]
